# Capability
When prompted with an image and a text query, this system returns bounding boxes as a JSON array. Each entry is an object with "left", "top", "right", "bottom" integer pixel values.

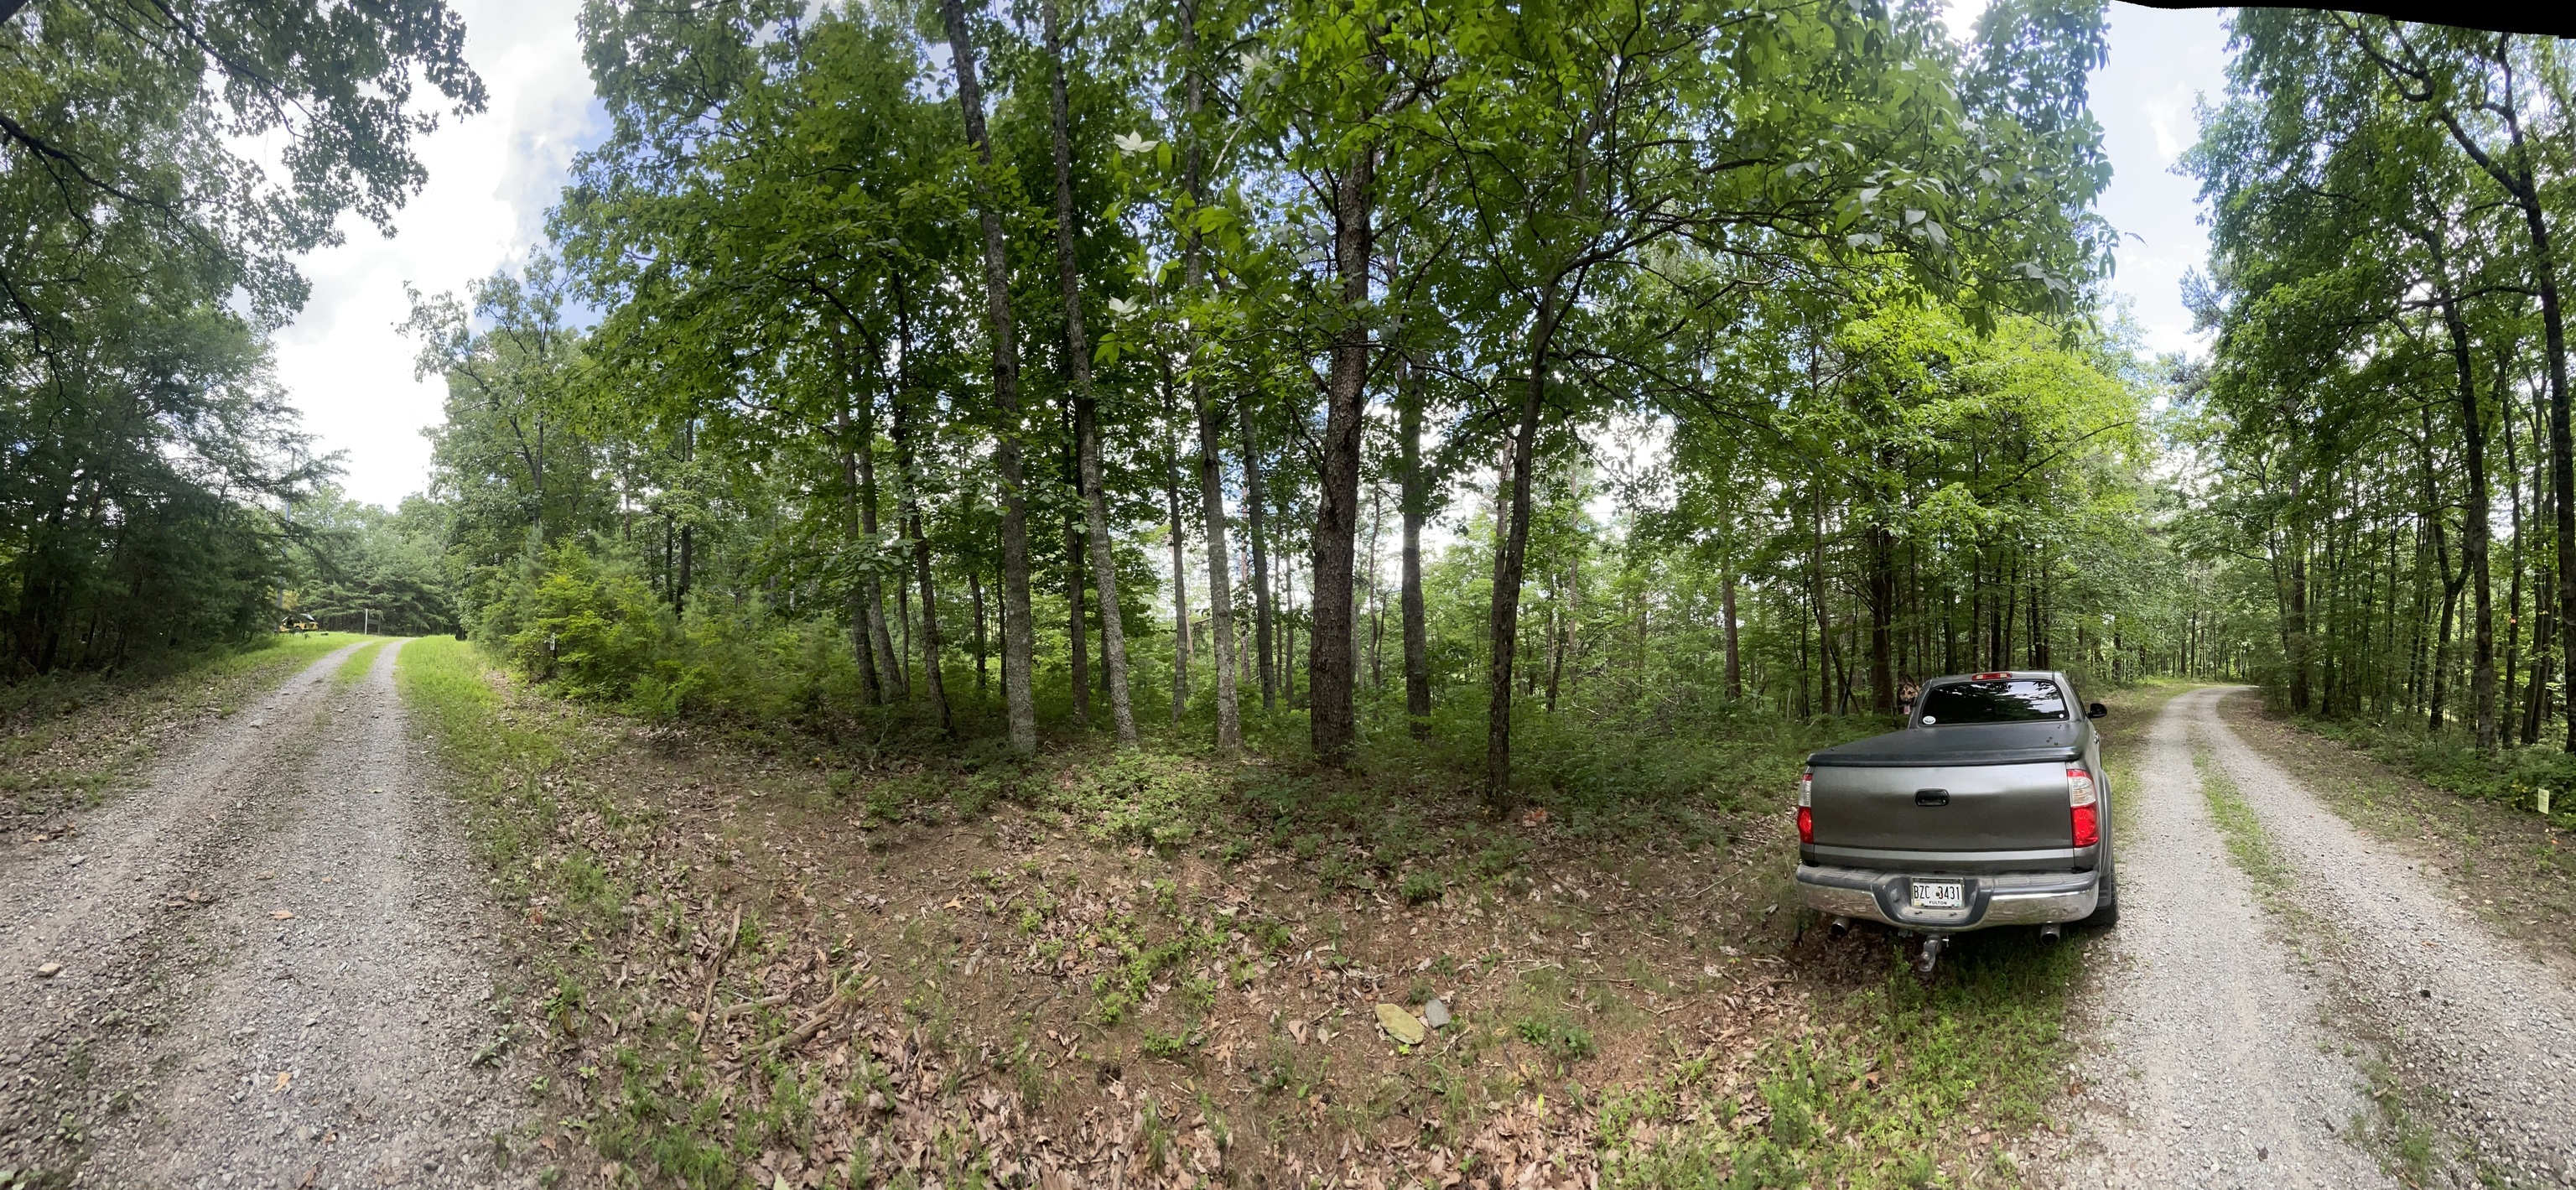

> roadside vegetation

[{"left": 401, "top": 637, "right": 2172, "bottom": 1188}]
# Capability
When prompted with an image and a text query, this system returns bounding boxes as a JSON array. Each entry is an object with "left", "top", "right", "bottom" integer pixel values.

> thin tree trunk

[
  {"left": 943, "top": 0, "right": 1038, "bottom": 754},
  {"left": 835, "top": 389, "right": 884, "bottom": 705},
  {"left": 854, "top": 376, "right": 905, "bottom": 699},
  {"left": 1242, "top": 398, "right": 1276, "bottom": 711},
  {"left": 1486, "top": 284, "right": 1568, "bottom": 807},
  {"left": 1179, "top": 0, "right": 1238, "bottom": 753},
  {"left": 1164, "top": 372, "right": 1191, "bottom": 725},
  {"left": 1067, "top": 509, "right": 1090, "bottom": 727},
  {"left": 971, "top": 570, "right": 989, "bottom": 692},
  {"left": 887, "top": 300, "right": 952, "bottom": 735},
  {"left": 1400, "top": 356, "right": 1430, "bottom": 734},
  {"left": 1046, "top": 0, "right": 1135, "bottom": 743},
  {"left": 1723, "top": 564, "right": 1742, "bottom": 699},
  {"left": 2438, "top": 290, "right": 2496, "bottom": 747}
]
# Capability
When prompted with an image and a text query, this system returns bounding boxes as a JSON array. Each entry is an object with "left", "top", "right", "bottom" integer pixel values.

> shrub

[{"left": 501, "top": 543, "right": 673, "bottom": 704}]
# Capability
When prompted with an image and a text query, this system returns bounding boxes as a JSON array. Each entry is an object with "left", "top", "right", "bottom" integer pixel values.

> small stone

[
  {"left": 1375, "top": 1002, "right": 1426, "bottom": 1046},
  {"left": 67, "top": 855, "right": 86, "bottom": 867},
  {"left": 36, "top": 962, "right": 61, "bottom": 978},
  {"left": 1424, "top": 999, "right": 1452, "bottom": 1030},
  {"left": 297, "top": 1125, "right": 318, "bottom": 1142}
]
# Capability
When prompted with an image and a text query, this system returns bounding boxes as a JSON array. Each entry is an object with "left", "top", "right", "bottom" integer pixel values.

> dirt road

[
  {"left": 1, "top": 642, "right": 529, "bottom": 1188},
  {"left": 2046, "top": 687, "right": 2576, "bottom": 1188}
]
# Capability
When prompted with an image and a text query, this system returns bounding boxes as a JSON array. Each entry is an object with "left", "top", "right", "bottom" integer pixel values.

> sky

[{"left": 271, "top": 0, "right": 2237, "bottom": 511}]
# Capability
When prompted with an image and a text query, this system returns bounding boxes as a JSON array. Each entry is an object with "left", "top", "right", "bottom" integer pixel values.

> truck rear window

[{"left": 1919, "top": 679, "right": 2068, "bottom": 724}]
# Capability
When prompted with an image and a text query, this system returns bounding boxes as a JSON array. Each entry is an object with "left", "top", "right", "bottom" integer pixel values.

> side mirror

[{"left": 2086, "top": 702, "right": 2108, "bottom": 720}]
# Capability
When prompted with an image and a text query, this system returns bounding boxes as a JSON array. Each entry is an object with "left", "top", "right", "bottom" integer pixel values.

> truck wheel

[{"left": 2077, "top": 876, "right": 2119, "bottom": 930}]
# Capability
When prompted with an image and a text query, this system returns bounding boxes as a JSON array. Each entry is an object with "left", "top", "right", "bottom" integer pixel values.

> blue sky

[{"left": 274, "top": 0, "right": 2237, "bottom": 509}]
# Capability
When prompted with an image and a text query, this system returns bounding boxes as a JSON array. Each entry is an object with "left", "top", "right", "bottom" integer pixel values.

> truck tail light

[
  {"left": 1796, "top": 767, "right": 1815, "bottom": 844},
  {"left": 2068, "top": 766, "right": 2100, "bottom": 847}
]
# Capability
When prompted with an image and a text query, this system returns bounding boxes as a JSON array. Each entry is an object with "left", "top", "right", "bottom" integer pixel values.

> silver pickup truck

[{"left": 1794, "top": 671, "right": 2116, "bottom": 970}]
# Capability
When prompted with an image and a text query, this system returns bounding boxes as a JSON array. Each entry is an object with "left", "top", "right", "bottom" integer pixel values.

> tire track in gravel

[
  {"left": 3, "top": 642, "right": 533, "bottom": 1188},
  {"left": 2201, "top": 689, "right": 2576, "bottom": 1187},
  {"left": 2042, "top": 686, "right": 2394, "bottom": 1190},
  {"left": 3, "top": 642, "right": 365, "bottom": 1172}
]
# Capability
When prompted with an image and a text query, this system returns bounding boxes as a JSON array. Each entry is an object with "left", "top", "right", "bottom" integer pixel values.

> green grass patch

[
  {"left": 1599, "top": 934, "right": 2088, "bottom": 1188},
  {"left": 334, "top": 640, "right": 389, "bottom": 683},
  {"left": 2194, "top": 747, "right": 2293, "bottom": 896}
]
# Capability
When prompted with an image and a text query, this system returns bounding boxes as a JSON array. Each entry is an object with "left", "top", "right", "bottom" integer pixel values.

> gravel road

[
  {"left": 2205, "top": 689, "right": 2576, "bottom": 1187},
  {"left": 2044, "top": 686, "right": 2576, "bottom": 1188},
  {"left": 1, "top": 642, "right": 530, "bottom": 1188}
]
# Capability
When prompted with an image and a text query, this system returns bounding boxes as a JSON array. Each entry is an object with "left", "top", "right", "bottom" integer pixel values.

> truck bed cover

[{"left": 1805, "top": 720, "right": 2082, "bottom": 768}]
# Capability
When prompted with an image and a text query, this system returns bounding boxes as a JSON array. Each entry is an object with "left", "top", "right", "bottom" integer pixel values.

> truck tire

[{"left": 2077, "top": 875, "right": 2119, "bottom": 930}]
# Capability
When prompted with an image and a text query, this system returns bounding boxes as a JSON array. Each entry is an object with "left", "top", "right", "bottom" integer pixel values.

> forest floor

[
  {"left": 0, "top": 639, "right": 535, "bottom": 1189},
  {"left": 386, "top": 638, "right": 2174, "bottom": 1190},
  {"left": 2034, "top": 687, "right": 2576, "bottom": 1190}
]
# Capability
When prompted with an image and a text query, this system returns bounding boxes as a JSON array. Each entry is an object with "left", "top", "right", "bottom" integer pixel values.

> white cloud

[{"left": 269, "top": 0, "right": 602, "bottom": 510}]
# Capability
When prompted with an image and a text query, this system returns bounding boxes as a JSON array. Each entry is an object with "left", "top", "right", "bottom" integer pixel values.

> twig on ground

[{"left": 692, "top": 905, "right": 742, "bottom": 1046}]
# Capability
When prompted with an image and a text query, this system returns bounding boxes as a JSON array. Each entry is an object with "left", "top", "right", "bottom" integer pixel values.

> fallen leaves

[{"left": 273, "top": 1069, "right": 293, "bottom": 1092}]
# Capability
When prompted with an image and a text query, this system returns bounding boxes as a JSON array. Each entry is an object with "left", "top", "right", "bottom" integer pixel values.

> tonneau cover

[{"left": 1806, "top": 721, "right": 2081, "bottom": 768}]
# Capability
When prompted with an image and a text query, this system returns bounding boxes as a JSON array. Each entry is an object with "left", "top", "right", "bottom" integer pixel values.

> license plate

[{"left": 1910, "top": 879, "right": 1964, "bottom": 909}]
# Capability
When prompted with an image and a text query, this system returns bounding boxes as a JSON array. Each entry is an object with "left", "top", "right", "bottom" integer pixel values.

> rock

[
  {"left": 1375, "top": 1003, "right": 1426, "bottom": 1046},
  {"left": 68, "top": 855, "right": 86, "bottom": 867},
  {"left": 36, "top": 962, "right": 61, "bottom": 978},
  {"left": 1424, "top": 999, "right": 1451, "bottom": 1030}
]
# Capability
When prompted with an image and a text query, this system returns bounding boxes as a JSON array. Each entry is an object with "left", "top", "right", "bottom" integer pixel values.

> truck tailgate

[{"left": 1808, "top": 761, "right": 2071, "bottom": 853}]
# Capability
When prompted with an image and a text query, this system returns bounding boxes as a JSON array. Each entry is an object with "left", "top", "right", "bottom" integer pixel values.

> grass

[
  {"left": 333, "top": 639, "right": 389, "bottom": 683},
  {"left": 3, "top": 631, "right": 374, "bottom": 832}
]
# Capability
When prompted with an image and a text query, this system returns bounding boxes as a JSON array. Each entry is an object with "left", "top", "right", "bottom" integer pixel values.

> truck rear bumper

[{"left": 1795, "top": 864, "right": 2098, "bottom": 932}]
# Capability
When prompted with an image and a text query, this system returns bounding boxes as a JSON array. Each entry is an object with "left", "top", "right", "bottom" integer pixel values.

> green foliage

[
  {"left": 1052, "top": 749, "right": 1220, "bottom": 848},
  {"left": 3, "top": 0, "right": 483, "bottom": 675},
  {"left": 495, "top": 544, "right": 673, "bottom": 705}
]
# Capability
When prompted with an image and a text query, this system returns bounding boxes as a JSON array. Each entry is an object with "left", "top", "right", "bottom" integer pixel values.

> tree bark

[
  {"left": 887, "top": 304, "right": 952, "bottom": 735},
  {"left": 1722, "top": 564, "right": 1742, "bottom": 699},
  {"left": 1242, "top": 398, "right": 1276, "bottom": 710},
  {"left": 1486, "top": 288, "right": 1566, "bottom": 808},
  {"left": 943, "top": 0, "right": 1038, "bottom": 754},
  {"left": 1308, "top": 132, "right": 1375, "bottom": 767},
  {"left": 1180, "top": 0, "right": 1239, "bottom": 753},
  {"left": 1399, "top": 354, "right": 1431, "bottom": 735},
  {"left": 1046, "top": 0, "right": 1135, "bottom": 743},
  {"left": 2438, "top": 293, "right": 2496, "bottom": 747},
  {"left": 854, "top": 382, "right": 905, "bottom": 699},
  {"left": 1163, "top": 371, "right": 1191, "bottom": 725}
]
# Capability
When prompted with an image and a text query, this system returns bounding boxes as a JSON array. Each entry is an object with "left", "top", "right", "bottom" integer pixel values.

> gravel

[
  {"left": 2202, "top": 689, "right": 2576, "bottom": 1187},
  {"left": 0, "top": 642, "right": 531, "bottom": 1187},
  {"left": 2040, "top": 687, "right": 2396, "bottom": 1189}
]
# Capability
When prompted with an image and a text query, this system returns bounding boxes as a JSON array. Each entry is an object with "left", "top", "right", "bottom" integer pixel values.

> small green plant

[
  {"left": 1400, "top": 870, "right": 1443, "bottom": 905},
  {"left": 1140, "top": 1029, "right": 1194, "bottom": 1061},
  {"left": 1513, "top": 1013, "right": 1596, "bottom": 1063}
]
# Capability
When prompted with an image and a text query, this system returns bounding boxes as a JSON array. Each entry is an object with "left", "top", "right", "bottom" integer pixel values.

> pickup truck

[{"left": 1794, "top": 671, "right": 2116, "bottom": 970}]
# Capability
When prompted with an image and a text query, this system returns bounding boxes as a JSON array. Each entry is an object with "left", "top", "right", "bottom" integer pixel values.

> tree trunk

[
  {"left": 853, "top": 377, "right": 905, "bottom": 699},
  {"left": 971, "top": 570, "right": 989, "bottom": 692},
  {"left": 1308, "top": 130, "right": 1375, "bottom": 767},
  {"left": 1400, "top": 358, "right": 1431, "bottom": 734},
  {"left": 1164, "top": 373, "right": 1191, "bottom": 725},
  {"left": 1046, "top": 0, "right": 1135, "bottom": 744},
  {"left": 1867, "top": 521, "right": 1894, "bottom": 713},
  {"left": 2438, "top": 293, "right": 2497, "bottom": 747},
  {"left": 836, "top": 393, "right": 884, "bottom": 705},
  {"left": 1723, "top": 564, "right": 1742, "bottom": 699},
  {"left": 1067, "top": 509, "right": 1090, "bottom": 727},
  {"left": 1179, "top": 0, "right": 1239, "bottom": 754},
  {"left": 887, "top": 314, "right": 952, "bottom": 735},
  {"left": 1486, "top": 287, "right": 1566, "bottom": 808},
  {"left": 1242, "top": 399, "right": 1276, "bottom": 711},
  {"left": 943, "top": 0, "right": 1038, "bottom": 755}
]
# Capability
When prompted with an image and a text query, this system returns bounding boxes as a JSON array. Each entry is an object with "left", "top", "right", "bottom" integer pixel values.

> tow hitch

[{"left": 1916, "top": 935, "right": 1947, "bottom": 974}]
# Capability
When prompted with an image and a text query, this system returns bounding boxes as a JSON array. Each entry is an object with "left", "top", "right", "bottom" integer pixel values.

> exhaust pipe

[
  {"left": 1916, "top": 936, "right": 1947, "bottom": 974},
  {"left": 1830, "top": 916, "right": 1853, "bottom": 936},
  {"left": 2038, "top": 923, "right": 2063, "bottom": 943}
]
